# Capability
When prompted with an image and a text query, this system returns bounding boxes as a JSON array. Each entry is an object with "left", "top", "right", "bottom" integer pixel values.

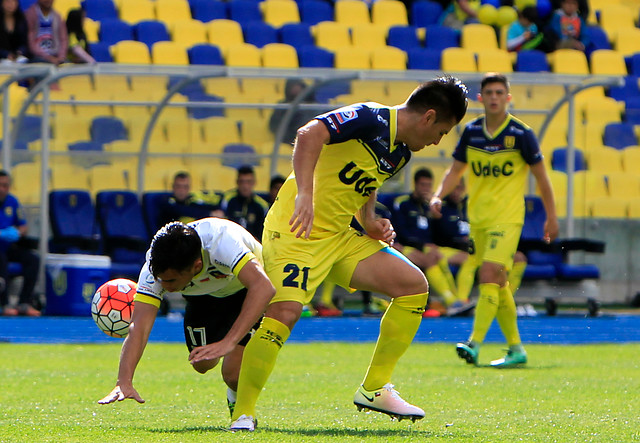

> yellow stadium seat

[
  {"left": 546, "top": 169, "right": 567, "bottom": 200},
  {"left": 441, "top": 47, "right": 477, "bottom": 72},
  {"left": 589, "top": 197, "right": 628, "bottom": 218},
  {"left": 142, "top": 158, "right": 185, "bottom": 191},
  {"left": 240, "top": 78, "right": 282, "bottom": 102},
  {"left": 111, "top": 41, "right": 151, "bottom": 64},
  {"left": 350, "top": 80, "right": 387, "bottom": 101},
  {"left": 262, "top": 0, "right": 300, "bottom": 27},
  {"left": 239, "top": 116, "right": 274, "bottom": 147},
  {"left": 461, "top": 23, "right": 498, "bottom": 52},
  {"left": 199, "top": 117, "right": 241, "bottom": 152},
  {"left": 93, "top": 75, "right": 130, "bottom": 94},
  {"left": 54, "top": 115, "right": 91, "bottom": 145},
  {"left": 351, "top": 24, "right": 387, "bottom": 49},
  {"left": 207, "top": 20, "right": 244, "bottom": 56},
  {"left": 586, "top": 146, "right": 623, "bottom": 174},
  {"left": 607, "top": 173, "right": 640, "bottom": 199},
  {"left": 598, "top": 4, "right": 635, "bottom": 37},
  {"left": 550, "top": 49, "right": 589, "bottom": 75},
  {"left": 629, "top": 198, "right": 640, "bottom": 218},
  {"left": 476, "top": 48, "right": 513, "bottom": 73},
  {"left": 590, "top": 49, "right": 627, "bottom": 75},
  {"left": 151, "top": 41, "right": 189, "bottom": 65},
  {"left": 155, "top": 0, "right": 192, "bottom": 27},
  {"left": 187, "top": 159, "right": 239, "bottom": 191},
  {"left": 334, "top": 47, "right": 371, "bottom": 70},
  {"left": 371, "top": 46, "right": 406, "bottom": 70},
  {"left": 171, "top": 20, "right": 208, "bottom": 47},
  {"left": 262, "top": 43, "right": 299, "bottom": 68},
  {"left": 335, "top": 0, "right": 370, "bottom": 26},
  {"left": 386, "top": 80, "right": 419, "bottom": 103},
  {"left": 574, "top": 170, "right": 608, "bottom": 201},
  {"left": 119, "top": 0, "right": 156, "bottom": 24},
  {"left": 203, "top": 77, "right": 243, "bottom": 99},
  {"left": 89, "top": 164, "right": 129, "bottom": 193},
  {"left": 621, "top": 146, "right": 640, "bottom": 173},
  {"left": 12, "top": 162, "right": 45, "bottom": 204},
  {"left": 314, "top": 22, "right": 351, "bottom": 51},
  {"left": 613, "top": 28, "right": 640, "bottom": 57},
  {"left": 129, "top": 75, "right": 169, "bottom": 100},
  {"left": 371, "top": 0, "right": 408, "bottom": 31},
  {"left": 84, "top": 18, "right": 100, "bottom": 43},
  {"left": 51, "top": 163, "right": 90, "bottom": 190},
  {"left": 583, "top": 96, "right": 622, "bottom": 130},
  {"left": 53, "top": 0, "right": 81, "bottom": 20},
  {"left": 225, "top": 43, "right": 261, "bottom": 67}
]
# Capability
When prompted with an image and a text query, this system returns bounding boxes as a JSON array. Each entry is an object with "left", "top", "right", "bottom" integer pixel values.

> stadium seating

[
  {"left": 297, "top": 45, "right": 334, "bottom": 68},
  {"left": 88, "top": 164, "right": 129, "bottom": 193},
  {"left": 50, "top": 163, "right": 90, "bottom": 190},
  {"left": 262, "top": 0, "right": 300, "bottom": 28},
  {"left": 98, "top": 19, "right": 133, "bottom": 46},
  {"left": 476, "top": 49, "right": 513, "bottom": 73},
  {"left": 134, "top": 21, "right": 171, "bottom": 49},
  {"left": 171, "top": 20, "right": 208, "bottom": 47},
  {"left": 590, "top": 49, "right": 627, "bottom": 75},
  {"left": 603, "top": 122, "right": 637, "bottom": 150},
  {"left": 407, "top": 48, "right": 441, "bottom": 70},
  {"left": 515, "top": 50, "right": 549, "bottom": 72},
  {"left": 371, "top": 46, "right": 406, "bottom": 70},
  {"left": 550, "top": 49, "right": 589, "bottom": 74},
  {"left": 207, "top": 20, "right": 244, "bottom": 56},
  {"left": 299, "top": 0, "right": 333, "bottom": 25},
  {"left": 221, "top": 143, "right": 260, "bottom": 168},
  {"left": 243, "top": 22, "right": 279, "bottom": 48},
  {"left": 371, "top": 0, "right": 408, "bottom": 30},
  {"left": 387, "top": 26, "right": 421, "bottom": 52},
  {"left": 335, "top": 0, "right": 370, "bottom": 26},
  {"left": 90, "top": 116, "right": 128, "bottom": 145},
  {"left": 111, "top": 41, "right": 151, "bottom": 64},
  {"left": 49, "top": 190, "right": 100, "bottom": 254},
  {"left": 425, "top": 25, "right": 459, "bottom": 51},
  {"left": 190, "top": 0, "right": 228, "bottom": 22},
  {"left": 551, "top": 147, "right": 587, "bottom": 173},
  {"left": 262, "top": 43, "right": 299, "bottom": 68},
  {"left": 83, "top": 0, "right": 118, "bottom": 22},
  {"left": 613, "top": 28, "right": 640, "bottom": 58},
  {"left": 587, "top": 147, "right": 623, "bottom": 174},
  {"left": 225, "top": 43, "right": 261, "bottom": 67},
  {"left": 590, "top": 196, "right": 628, "bottom": 218},
  {"left": 119, "top": 0, "right": 156, "bottom": 24},
  {"left": 621, "top": 146, "right": 640, "bottom": 173},
  {"left": 141, "top": 191, "right": 172, "bottom": 236},
  {"left": 441, "top": 47, "right": 477, "bottom": 72},
  {"left": 188, "top": 44, "right": 224, "bottom": 65},
  {"left": 607, "top": 173, "right": 640, "bottom": 199},
  {"left": 334, "top": 47, "right": 370, "bottom": 70},
  {"left": 151, "top": 41, "right": 190, "bottom": 65},
  {"left": 280, "top": 23, "right": 314, "bottom": 49},
  {"left": 229, "top": 0, "right": 262, "bottom": 25},
  {"left": 351, "top": 24, "right": 387, "bottom": 50},
  {"left": 314, "top": 21, "right": 351, "bottom": 51},
  {"left": 461, "top": 23, "right": 498, "bottom": 52},
  {"left": 155, "top": 0, "right": 192, "bottom": 27},
  {"left": 411, "top": 0, "right": 443, "bottom": 27}
]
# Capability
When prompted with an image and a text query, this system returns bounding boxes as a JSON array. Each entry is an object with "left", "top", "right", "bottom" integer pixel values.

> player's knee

[
  {"left": 192, "top": 358, "right": 219, "bottom": 374},
  {"left": 391, "top": 267, "right": 428, "bottom": 298}
]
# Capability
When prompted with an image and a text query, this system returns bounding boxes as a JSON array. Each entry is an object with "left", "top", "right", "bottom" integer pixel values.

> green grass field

[{"left": 1, "top": 342, "right": 639, "bottom": 442}]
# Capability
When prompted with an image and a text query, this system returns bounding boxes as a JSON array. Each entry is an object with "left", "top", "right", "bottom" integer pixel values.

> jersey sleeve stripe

[
  {"left": 231, "top": 251, "right": 256, "bottom": 276},
  {"left": 134, "top": 292, "right": 162, "bottom": 308}
]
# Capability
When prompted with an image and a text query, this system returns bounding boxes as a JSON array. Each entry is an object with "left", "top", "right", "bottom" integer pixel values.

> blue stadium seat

[
  {"left": 68, "top": 141, "right": 104, "bottom": 152},
  {"left": 15, "top": 115, "right": 47, "bottom": 143},
  {"left": 243, "top": 21, "right": 279, "bottom": 48},
  {"left": 96, "top": 190, "right": 148, "bottom": 269},
  {"left": 90, "top": 116, "right": 128, "bottom": 144},
  {"left": 188, "top": 44, "right": 224, "bottom": 65},
  {"left": 280, "top": 23, "right": 314, "bottom": 50},
  {"left": 551, "top": 147, "right": 587, "bottom": 172},
  {"left": 412, "top": 0, "right": 443, "bottom": 27},
  {"left": 187, "top": 92, "right": 225, "bottom": 119},
  {"left": 299, "top": 0, "right": 333, "bottom": 25},
  {"left": 515, "top": 50, "right": 550, "bottom": 72},
  {"left": 608, "top": 75, "right": 640, "bottom": 103},
  {"left": 314, "top": 79, "right": 350, "bottom": 103},
  {"left": 229, "top": 0, "right": 262, "bottom": 26},
  {"left": 82, "top": 0, "right": 118, "bottom": 21},
  {"left": 98, "top": 19, "right": 134, "bottom": 46},
  {"left": 388, "top": 26, "right": 422, "bottom": 52},
  {"left": 584, "top": 25, "right": 611, "bottom": 57},
  {"left": 624, "top": 96, "right": 640, "bottom": 125},
  {"left": 88, "top": 42, "right": 113, "bottom": 62},
  {"left": 49, "top": 190, "right": 100, "bottom": 254},
  {"left": 142, "top": 191, "right": 172, "bottom": 237},
  {"left": 627, "top": 54, "right": 640, "bottom": 76},
  {"left": 603, "top": 122, "right": 637, "bottom": 150},
  {"left": 190, "top": 0, "right": 228, "bottom": 22},
  {"left": 297, "top": 45, "right": 334, "bottom": 68},
  {"left": 425, "top": 25, "right": 459, "bottom": 51},
  {"left": 134, "top": 20, "right": 171, "bottom": 49},
  {"left": 407, "top": 48, "right": 441, "bottom": 70},
  {"left": 222, "top": 143, "right": 260, "bottom": 168}
]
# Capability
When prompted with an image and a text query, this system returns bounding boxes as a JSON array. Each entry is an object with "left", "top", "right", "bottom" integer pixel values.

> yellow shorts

[
  {"left": 262, "top": 227, "right": 386, "bottom": 305},
  {"left": 470, "top": 224, "right": 522, "bottom": 271}
]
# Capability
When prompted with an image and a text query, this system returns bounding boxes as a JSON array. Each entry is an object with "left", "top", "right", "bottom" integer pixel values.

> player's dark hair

[
  {"left": 270, "top": 174, "right": 286, "bottom": 190},
  {"left": 414, "top": 167, "right": 433, "bottom": 182},
  {"left": 521, "top": 6, "right": 538, "bottom": 23},
  {"left": 173, "top": 171, "right": 190, "bottom": 181},
  {"left": 0, "top": 170, "right": 9, "bottom": 179},
  {"left": 406, "top": 76, "right": 468, "bottom": 124},
  {"left": 481, "top": 73, "right": 510, "bottom": 92},
  {"left": 237, "top": 165, "right": 255, "bottom": 176},
  {"left": 149, "top": 222, "right": 201, "bottom": 277}
]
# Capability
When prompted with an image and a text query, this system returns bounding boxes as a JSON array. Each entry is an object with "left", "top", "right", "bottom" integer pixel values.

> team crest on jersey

[
  {"left": 336, "top": 110, "right": 358, "bottom": 124},
  {"left": 504, "top": 136, "right": 515, "bottom": 148}
]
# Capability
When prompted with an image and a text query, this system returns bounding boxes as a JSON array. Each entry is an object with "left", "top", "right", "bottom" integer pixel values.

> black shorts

[{"left": 182, "top": 289, "right": 261, "bottom": 352}]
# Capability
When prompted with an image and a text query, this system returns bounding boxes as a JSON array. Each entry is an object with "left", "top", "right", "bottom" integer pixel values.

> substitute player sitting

[
  {"left": 98, "top": 218, "right": 275, "bottom": 417},
  {"left": 430, "top": 73, "right": 558, "bottom": 367},
  {"left": 189, "top": 76, "right": 469, "bottom": 431}
]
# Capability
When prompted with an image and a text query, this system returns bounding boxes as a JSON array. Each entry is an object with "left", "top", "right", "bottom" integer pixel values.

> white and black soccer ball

[{"left": 91, "top": 279, "right": 137, "bottom": 338}]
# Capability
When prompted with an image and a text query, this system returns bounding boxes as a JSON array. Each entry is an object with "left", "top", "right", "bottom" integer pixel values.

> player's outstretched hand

[
  {"left": 289, "top": 193, "right": 314, "bottom": 239},
  {"left": 98, "top": 385, "right": 144, "bottom": 404}
]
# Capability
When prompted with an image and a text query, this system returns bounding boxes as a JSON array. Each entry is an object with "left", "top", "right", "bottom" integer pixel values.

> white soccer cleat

[
  {"left": 229, "top": 414, "right": 256, "bottom": 432},
  {"left": 353, "top": 383, "right": 425, "bottom": 422}
]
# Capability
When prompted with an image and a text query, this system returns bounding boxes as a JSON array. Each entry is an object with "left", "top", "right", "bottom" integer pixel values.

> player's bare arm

[
  {"left": 289, "top": 119, "right": 330, "bottom": 239},
  {"left": 98, "top": 301, "right": 158, "bottom": 405},
  {"left": 357, "top": 192, "right": 396, "bottom": 245},
  {"left": 189, "top": 259, "right": 275, "bottom": 364},
  {"left": 530, "top": 161, "right": 559, "bottom": 243},
  {"left": 431, "top": 160, "right": 467, "bottom": 216}
]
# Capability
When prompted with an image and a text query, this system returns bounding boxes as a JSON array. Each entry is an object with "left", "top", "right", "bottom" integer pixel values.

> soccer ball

[{"left": 91, "top": 279, "right": 137, "bottom": 338}]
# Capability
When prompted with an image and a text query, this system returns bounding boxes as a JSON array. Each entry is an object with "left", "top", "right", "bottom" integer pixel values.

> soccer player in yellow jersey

[
  {"left": 189, "top": 76, "right": 469, "bottom": 431},
  {"left": 431, "top": 73, "right": 559, "bottom": 367}
]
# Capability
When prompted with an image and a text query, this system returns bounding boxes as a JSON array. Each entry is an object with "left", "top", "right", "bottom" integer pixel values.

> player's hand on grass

[
  {"left": 289, "top": 192, "right": 314, "bottom": 239},
  {"left": 188, "top": 341, "right": 233, "bottom": 364},
  {"left": 98, "top": 385, "right": 144, "bottom": 404},
  {"left": 364, "top": 218, "right": 396, "bottom": 245}
]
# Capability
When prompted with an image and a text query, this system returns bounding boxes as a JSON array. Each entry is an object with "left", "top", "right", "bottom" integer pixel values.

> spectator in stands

[
  {"left": 546, "top": 0, "right": 589, "bottom": 52},
  {"left": 269, "top": 79, "right": 317, "bottom": 145},
  {"left": 65, "top": 8, "right": 94, "bottom": 64},
  {"left": 551, "top": 0, "right": 588, "bottom": 22},
  {"left": 0, "top": 170, "right": 40, "bottom": 317},
  {"left": 439, "top": 0, "right": 480, "bottom": 30},
  {"left": 25, "top": 0, "right": 67, "bottom": 64},
  {"left": 392, "top": 167, "right": 467, "bottom": 314},
  {"left": 158, "top": 171, "right": 224, "bottom": 227},
  {"left": 267, "top": 174, "right": 286, "bottom": 207},
  {"left": 506, "top": 6, "right": 543, "bottom": 52},
  {"left": 0, "top": 0, "right": 28, "bottom": 64},
  {"left": 222, "top": 166, "right": 269, "bottom": 241}
]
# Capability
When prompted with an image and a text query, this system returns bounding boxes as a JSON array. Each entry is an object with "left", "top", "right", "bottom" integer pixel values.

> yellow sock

[
  {"left": 508, "top": 261, "right": 527, "bottom": 296},
  {"left": 456, "top": 258, "right": 477, "bottom": 302},
  {"left": 439, "top": 257, "right": 458, "bottom": 297},
  {"left": 469, "top": 283, "right": 500, "bottom": 343},
  {"left": 496, "top": 284, "right": 521, "bottom": 346},
  {"left": 321, "top": 281, "right": 336, "bottom": 307},
  {"left": 231, "top": 316, "right": 291, "bottom": 420},
  {"left": 426, "top": 265, "right": 456, "bottom": 306},
  {"left": 362, "top": 292, "right": 427, "bottom": 391}
]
